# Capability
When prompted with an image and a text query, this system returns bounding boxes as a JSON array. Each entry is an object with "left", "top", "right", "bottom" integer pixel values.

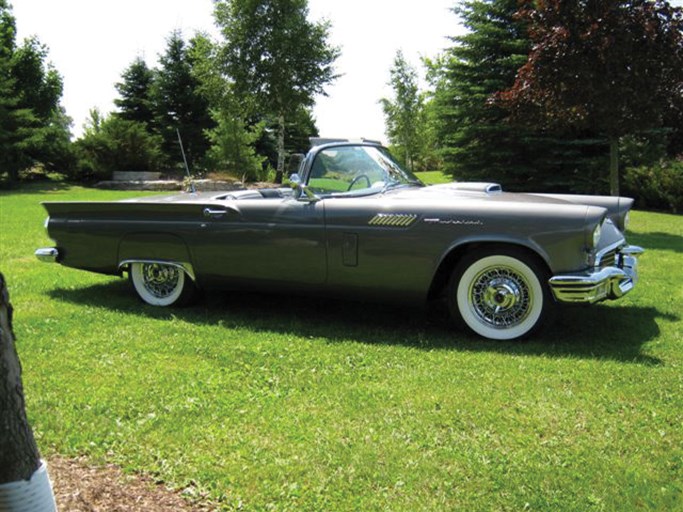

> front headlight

[{"left": 592, "top": 222, "right": 602, "bottom": 248}]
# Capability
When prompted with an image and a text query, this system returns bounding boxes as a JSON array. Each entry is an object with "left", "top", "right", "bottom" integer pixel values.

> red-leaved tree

[{"left": 493, "top": 0, "right": 683, "bottom": 195}]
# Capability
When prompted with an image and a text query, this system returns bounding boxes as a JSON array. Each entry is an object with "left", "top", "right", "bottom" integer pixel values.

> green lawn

[
  {"left": 1, "top": 184, "right": 681, "bottom": 511},
  {"left": 415, "top": 170, "right": 452, "bottom": 185}
]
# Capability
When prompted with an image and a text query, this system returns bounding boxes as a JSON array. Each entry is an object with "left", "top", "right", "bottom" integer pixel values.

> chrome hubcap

[
  {"left": 470, "top": 267, "right": 531, "bottom": 328},
  {"left": 141, "top": 264, "right": 180, "bottom": 298}
]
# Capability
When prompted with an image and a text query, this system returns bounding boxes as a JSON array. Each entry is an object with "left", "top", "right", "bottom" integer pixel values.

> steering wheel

[{"left": 347, "top": 174, "right": 371, "bottom": 191}]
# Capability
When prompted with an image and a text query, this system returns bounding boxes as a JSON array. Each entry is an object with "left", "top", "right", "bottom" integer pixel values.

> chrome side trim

[
  {"left": 549, "top": 245, "right": 642, "bottom": 304},
  {"left": 35, "top": 247, "right": 59, "bottom": 263},
  {"left": 118, "top": 259, "right": 196, "bottom": 281}
]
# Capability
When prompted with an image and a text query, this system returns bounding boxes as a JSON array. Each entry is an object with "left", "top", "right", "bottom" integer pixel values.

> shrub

[
  {"left": 71, "top": 116, "right": 163, "bottom": 181},
  {"left": 623, "top": 160, "right": 683, "bottom": 213},
  {"left": 204, "top": 112, "right": 266, "bottom": 182}
]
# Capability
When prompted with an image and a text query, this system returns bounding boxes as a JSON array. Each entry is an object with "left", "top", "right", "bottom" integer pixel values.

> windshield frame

[{"left": 304, "top": 143, "right": 424, "bottom": 198}]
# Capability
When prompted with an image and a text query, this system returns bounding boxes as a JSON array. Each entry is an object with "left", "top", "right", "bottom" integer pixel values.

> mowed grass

[
  {"left": 1, "top": 183, "right": 682, "bottom": 511},
  {"left": 415, "top": 170, "right": 453, "bottom": 185}
]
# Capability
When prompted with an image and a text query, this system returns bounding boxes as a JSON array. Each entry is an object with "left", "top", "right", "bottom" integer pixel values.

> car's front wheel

[
  {"left": 129, "top": 262, "right": 196, "bottom": 307},
  {"left": 449, "top": 248, "right": 550, "bottom": 340}
]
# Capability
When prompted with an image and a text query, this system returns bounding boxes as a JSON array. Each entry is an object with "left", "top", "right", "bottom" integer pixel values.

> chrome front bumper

[
  {"left": 549, "top": 245, "right": 644, "bottom": 303},
  {"left": 35, "top": 247, "right": 59, "bottom": 263}
]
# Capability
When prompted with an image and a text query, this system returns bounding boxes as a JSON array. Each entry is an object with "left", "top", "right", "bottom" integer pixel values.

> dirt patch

[{"left": 48, "top": 456, "right": 216, "bottom": 511}]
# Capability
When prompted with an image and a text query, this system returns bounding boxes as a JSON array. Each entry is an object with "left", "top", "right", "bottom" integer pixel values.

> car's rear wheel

[
  {"left": 449, "top": 248, "right": 550, "bottom": 340},
  {"left": 129, "top": 262, "right": 196, "bottom": 307}
]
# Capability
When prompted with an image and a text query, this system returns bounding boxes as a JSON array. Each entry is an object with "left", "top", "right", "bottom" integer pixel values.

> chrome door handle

[{"left": 203, "top": 208, "right": 226, "bottom": 218}]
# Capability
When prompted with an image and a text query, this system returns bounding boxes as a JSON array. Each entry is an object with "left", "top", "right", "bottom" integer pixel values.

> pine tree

[
  {"left": 151, "top": 31, "right": 214, "bottom": 172},
  {"left": 0, "top": 0, "right": 18, "bottom": 182},
  {"left": 0, "top": 1, "right": 71, "bottom": 183},
  {"left": 114, "top": 56, "right": 155, "bottom": 128},
  {"left": 432, "top": 0, "right": 605, "bottom": 192}
]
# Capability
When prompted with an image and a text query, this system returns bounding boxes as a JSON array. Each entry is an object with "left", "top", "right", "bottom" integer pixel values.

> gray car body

[{"left": 38, "top": 141, "right": 639, "bottom": 307}]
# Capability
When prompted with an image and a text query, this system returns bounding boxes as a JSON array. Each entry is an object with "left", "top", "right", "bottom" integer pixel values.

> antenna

[{"left": 176, "top": 128, "right": 196, "bottom": 194}]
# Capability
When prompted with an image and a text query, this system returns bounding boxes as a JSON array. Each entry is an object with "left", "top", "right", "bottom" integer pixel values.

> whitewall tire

[
  {"left": 449, "top": 248, "right": 550, "bottom": 340},
  {"left": 129, "top": 262, "right": 196, "bottom": 307}
]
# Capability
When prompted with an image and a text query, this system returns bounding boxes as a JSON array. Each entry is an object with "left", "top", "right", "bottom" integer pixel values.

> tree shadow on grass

[
  {"left": 627, "top": 231, "right": 683, "bottom": 254},
  {"left": 48, "top": 279, "right": 673, "bottom": 365},
  {"left": 0, "top": 181, "right": 73, "bottom": 195}
]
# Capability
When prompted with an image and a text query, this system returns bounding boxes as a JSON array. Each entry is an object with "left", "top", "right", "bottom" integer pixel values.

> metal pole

[{"left": 177, "top": 128, "right": 195, "bottom": 194}]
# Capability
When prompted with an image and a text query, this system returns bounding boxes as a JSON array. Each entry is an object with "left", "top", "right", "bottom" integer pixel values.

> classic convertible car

[{"left": 36, "top": 140, "right": 643, "bottom": 340}]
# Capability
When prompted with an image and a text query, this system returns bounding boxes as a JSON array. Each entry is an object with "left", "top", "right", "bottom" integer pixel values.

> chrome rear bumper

[
  {"left": 35, "top": 247, "right": 59, "bottom": 263},
  {"left": 549, "top": 245, "right": 644, "bottom": 303}
]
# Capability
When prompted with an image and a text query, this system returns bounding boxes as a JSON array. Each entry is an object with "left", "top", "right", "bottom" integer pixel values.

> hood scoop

[{"left": 428, "top": 182, "right": 503, "bottom": 194}]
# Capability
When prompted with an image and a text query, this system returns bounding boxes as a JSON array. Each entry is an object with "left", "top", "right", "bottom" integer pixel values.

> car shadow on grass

[{"left": 48, "top": 278, "right": 672, "bottom": 365}]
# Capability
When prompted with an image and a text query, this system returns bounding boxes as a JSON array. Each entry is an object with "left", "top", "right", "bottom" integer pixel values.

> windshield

[{"left": 307, "top": 145, "right": 423, "bottom": 196}]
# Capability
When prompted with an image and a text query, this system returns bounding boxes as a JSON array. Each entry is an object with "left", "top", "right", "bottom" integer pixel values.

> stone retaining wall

[{"left": 112, "top": 171, "right": 162, "bottom": 181}]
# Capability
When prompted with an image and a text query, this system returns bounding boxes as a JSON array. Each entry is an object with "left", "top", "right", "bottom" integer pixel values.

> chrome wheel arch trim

[{"left": 118, "top": 259, "right": 196, "bottom": 281}]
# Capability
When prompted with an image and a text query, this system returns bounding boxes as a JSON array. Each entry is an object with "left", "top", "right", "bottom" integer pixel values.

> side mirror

[{"left": 289, "top": 174, "right": 320, "bottom": 203}]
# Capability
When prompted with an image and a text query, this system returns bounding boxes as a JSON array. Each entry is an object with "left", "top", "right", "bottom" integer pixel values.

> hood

[
  {"left": 391, "top": 182, "right": 574, "bottom": 206},
  {"left": 388, "top": 182, "right": 632, "bottom": 229}
]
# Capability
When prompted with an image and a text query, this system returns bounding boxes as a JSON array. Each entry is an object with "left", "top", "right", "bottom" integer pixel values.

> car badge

[{"left": 368, "top": 213, "right": 418, "bottom": 227}]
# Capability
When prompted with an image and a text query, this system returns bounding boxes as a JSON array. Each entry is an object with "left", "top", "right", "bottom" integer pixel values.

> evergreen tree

[
  {"left": 205, "top": 112, "right": 266, "bottom": 181},
  {"left": 0, "top": 0, "right": 19, "bottom": 182},
  {"left": 432, "top": 0, "right": 604, "bottom": 192},
  {"left": 285, "top": 106, "right": 319, "bottom": 155},
  {"left": 114, "top": 56, "right": 155, "bottom": 128},
  {"left": 151, "top": 31, "right": 214, "bottom": 172},
  {"left": 73, "top": 109, "right": 163, "bottom": 180},
  {"left": 11, "top": 37, "right": 72, "bottom": 174},
  {"left": 0, "top": 2, "right": 71, "bottom": 183}
]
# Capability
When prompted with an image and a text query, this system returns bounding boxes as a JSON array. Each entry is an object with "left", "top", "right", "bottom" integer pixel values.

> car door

[
  {"left": 190, "top": 196, "right": 327, "bottom": 286},
  {"left": 322, "top": 197, "right": 436, "bottom": 302}
]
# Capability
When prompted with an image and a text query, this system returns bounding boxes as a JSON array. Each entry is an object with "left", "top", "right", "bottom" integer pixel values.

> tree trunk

[
  {"left": 0, "top": 273, "right": 41, "bottom": 484},
  {"left": 609, "top": 136, "right": 620, "bottom": 196},
  {"left": 275, "top": 113, "right": 286, "bottom": 184},
  {"left": 0, "top": 272, "right": 57, "bottom": 512}
]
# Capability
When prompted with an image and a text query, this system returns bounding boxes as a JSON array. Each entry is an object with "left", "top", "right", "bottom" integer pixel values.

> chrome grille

[{"left": 598, "top": 248, "right": 617, "bottom": 269}]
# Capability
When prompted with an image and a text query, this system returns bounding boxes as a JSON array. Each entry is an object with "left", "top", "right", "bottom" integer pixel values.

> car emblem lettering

[{"left": 423, "top": 218, "right": 484, "bottom": 226}]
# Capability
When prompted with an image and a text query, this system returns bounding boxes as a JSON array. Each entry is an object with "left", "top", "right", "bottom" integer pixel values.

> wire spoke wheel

[
  {"left": 130, "top": 262, "right": 195, "bottom": 307},
  {"left": 141, "top": 264, "right": 181, "bottom": 299},
  {"left": 449, "top": 248, "right": 549, "bottom": 340},
  {"left": 470, "top": 266, "right": 532, "bottom": 329}
]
